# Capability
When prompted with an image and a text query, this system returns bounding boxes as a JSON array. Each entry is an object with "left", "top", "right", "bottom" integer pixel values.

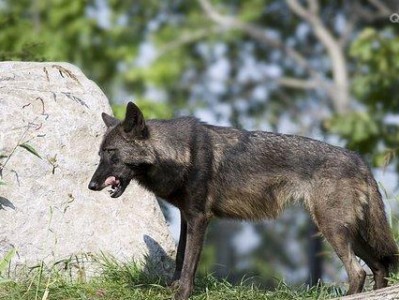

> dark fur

[{"left": 89, "top": 102, "right": 398, "bottom": 300}]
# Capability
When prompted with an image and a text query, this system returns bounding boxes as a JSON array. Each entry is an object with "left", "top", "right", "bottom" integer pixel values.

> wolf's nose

[{"left": 88, "top": 181, "right": 99, "bottom": 190}]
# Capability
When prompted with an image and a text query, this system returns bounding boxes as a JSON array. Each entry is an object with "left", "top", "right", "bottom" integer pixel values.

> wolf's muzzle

[{"left": 88, "top": 181, "right": 101, "bottom": 191}]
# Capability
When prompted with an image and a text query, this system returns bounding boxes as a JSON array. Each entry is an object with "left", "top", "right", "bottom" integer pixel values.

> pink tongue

[{"left": 104, "top": 176, "right": 120, "bottom": 187}]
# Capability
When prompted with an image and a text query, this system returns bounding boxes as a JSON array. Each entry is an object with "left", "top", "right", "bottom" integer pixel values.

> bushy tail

[{"left": 366, "top": 175, "right": 399, "bottom": 273}]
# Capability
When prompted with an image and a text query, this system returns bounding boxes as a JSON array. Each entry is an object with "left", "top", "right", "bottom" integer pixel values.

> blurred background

[{"left": 2, "top": 0, "right": 399, "bottom": 290}]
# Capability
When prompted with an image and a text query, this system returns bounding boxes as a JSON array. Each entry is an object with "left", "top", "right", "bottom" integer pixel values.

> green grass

[
  {"left": 2, "top": 253, "right": 399, "bottom": 300},
  {"left": 0, "top": 275, "right": 345, "bottom": 300},
  {"left": 0, "top": 257, "right": 349, "bottom": 300}
]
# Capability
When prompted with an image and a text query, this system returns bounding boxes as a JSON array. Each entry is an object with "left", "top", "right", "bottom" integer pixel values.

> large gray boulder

[{"left": 0, "top": 62, "right": 175, "bottom": 277}]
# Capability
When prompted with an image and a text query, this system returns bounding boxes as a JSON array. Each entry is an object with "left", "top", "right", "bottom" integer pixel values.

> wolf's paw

[
  {"left": 173, "top": 287, "right": 191, "bottom": 300},
  {"left": 168, "top": 271, "right": 181, "bottom": 289},
  {"left": 168, "top": 279, "right": 180, "bottom": 291}
]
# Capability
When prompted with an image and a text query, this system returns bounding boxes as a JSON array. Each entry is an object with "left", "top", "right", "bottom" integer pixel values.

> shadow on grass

[{"left": 95, "top": 234, "right": 175, "bottom": 289}]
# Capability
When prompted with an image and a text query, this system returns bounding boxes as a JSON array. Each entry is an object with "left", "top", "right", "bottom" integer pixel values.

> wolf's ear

[
  {"left": 122, "top": 102, "right": 147, "bottom": 137},
  {"left": 102, "top": 113, "right": 119, "bottom": 128}
]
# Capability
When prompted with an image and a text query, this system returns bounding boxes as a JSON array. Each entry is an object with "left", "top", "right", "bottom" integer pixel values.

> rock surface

[
  {"left": 331, "top": 284, "right": 399, "bottom": 300},
  {"left": 0, "top": 62, "right": 176, "bottom": 277}
]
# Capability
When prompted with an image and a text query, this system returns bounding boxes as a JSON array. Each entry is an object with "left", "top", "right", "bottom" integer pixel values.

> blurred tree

[
  {"left": 0, "top": 0, "right": 112, "bottom": 88},
  {"left": 1, "top": 0, "right": 398, "bottom": 289},
  {"left": 0, "top": 0, "right": 159, "bottom": 98},
  {"left": 325, "top": 27, "right": 399, "bottom": 168}
]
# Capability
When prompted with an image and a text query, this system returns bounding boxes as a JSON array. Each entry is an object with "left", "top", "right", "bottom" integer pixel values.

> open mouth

[{"left": 104, "top": 176, "right": 125, "bottom": 198}]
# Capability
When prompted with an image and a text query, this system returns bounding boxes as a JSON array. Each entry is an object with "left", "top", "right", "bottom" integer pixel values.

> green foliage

[
  {"left": 0, "top": 0, "right": 307, "bottom": 115},
  {"left": 324, "top": 111, "right": 380, "bottom": 153},
  {"left": 350, "top": 28, "right": 399, "bottom": 110},
  {"left": 18, "top": 143, "right": 42, "bottom": 160},
  {"left": 112, "top": 99, "right": 173, "bottom": 120},
  {"left": 236, "top": 1, "right": 259, "bottom": 22},
  {"left": 0, "top": 0, "right": 87, "bottom": 61},
  {"left": 0, "top": 249, "right": 15, "bottom": 284},
  {"left": 0, "top": 0, "right": 145, "bottom": 95}
]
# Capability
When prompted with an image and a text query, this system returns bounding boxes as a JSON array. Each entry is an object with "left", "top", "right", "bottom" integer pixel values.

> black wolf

[{"left": 89, "top": 102, "right": 398, "bottom": 300}]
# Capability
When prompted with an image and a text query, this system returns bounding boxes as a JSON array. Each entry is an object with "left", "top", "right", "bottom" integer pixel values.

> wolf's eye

[{"left": 103, "top": 148, "right": 116, "bottom": 153}]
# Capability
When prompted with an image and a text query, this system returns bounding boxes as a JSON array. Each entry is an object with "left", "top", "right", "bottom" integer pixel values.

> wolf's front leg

[
  {"left": 173, "top": 213, "right": 208, "bottom": 300},
  {"left": 170, "top": 212, "right": 187, "bottom": 288}
]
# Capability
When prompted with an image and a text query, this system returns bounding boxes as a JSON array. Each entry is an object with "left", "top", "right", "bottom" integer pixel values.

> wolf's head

[{"left": 88, "top": 102, "right": 152, "bottom": 198}]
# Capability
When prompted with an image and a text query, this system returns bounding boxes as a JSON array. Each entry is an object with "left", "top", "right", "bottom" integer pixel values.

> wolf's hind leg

[
  {"left": 319, "top": 225, "right": 366, "bottom": 294},
  {"left": 353, "top": 235, "right": 388, "bottom": 290}
]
